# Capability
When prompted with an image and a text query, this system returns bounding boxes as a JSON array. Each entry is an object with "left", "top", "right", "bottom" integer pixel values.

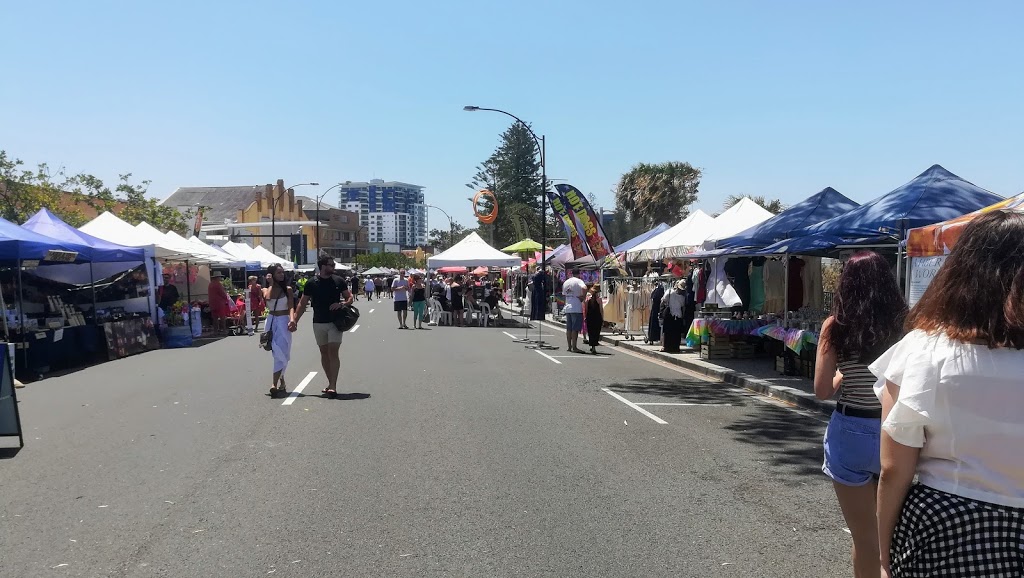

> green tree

[
  {"left": 471, "top": 122, "right": 543, "bottom": 248},
  {"left": 114, "top": 174, "right": 190, "bottom": 234},
  {"left": 0, "top": 151, "right": 84, "bottom": 225},
  {"left": 721, "top": 194, "right": 787, "bottom": 215},
  {"left": 427, "top": 223, "right": 473, "bottom": 250},
  {"left": 354, "top": 252, "right": 415, "bottom": 269},
  {"left": 615, "top": 161, "right": 701, "bottom": 229}
]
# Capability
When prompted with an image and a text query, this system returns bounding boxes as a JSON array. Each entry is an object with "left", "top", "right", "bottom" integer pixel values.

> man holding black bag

[{"left": 294, "top": 253, "right": 353, "bottom": 397}]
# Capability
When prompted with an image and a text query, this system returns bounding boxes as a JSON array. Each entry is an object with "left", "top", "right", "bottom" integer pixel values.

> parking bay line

[
  {"left": 602, "top": 388, "right": 668, "bottom": 424},
  {"left": 635, "top": 402, "right": 732, "bottom": 407},
  {"left": 533, "top": 349, "right": 562, "bottom": 365},
  {"left": 282, "top": 371, "right": 317, "bottom": 406}
]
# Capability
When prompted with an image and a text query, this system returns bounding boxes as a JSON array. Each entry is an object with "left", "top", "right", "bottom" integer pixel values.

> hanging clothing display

[
  {"left": 802, "top": 257, "right": 824, "bottom": 310},
  {"left": 661, "top": 288, "right": 686, "bottom": 353},
  {"left": 787, "top": 257, "right": 805, "bottom": 311},
  {"left": 749, "top": 257, "right": 766, "bottom": 313},
  {"left": 603, "top": 282, "right": 627, "bottom": 325},
  {"left": 627, "top": 286, "right": 645, "bottom": 333},
  {"left": 648, "top": 283, "right": 665, "bottom": 342},
  {"left": 530, "top": 271, "right": 550, "bottom": 321},
  {"left": 763, "top": 258, "right": 786, "bottom": 313},
  {"left": 724, "top": 257, "right": 752, "bottom": 311},
  {"left": 707, "top": 258, "right": 742, "bottom": 308}
]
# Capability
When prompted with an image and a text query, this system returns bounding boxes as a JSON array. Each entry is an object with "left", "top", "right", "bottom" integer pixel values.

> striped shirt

[{"left": 837, "top": 355, "right": 882, "bottom": 410}]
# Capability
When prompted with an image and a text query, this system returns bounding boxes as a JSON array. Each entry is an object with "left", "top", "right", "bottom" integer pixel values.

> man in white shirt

[
  {"left": 392, "top": 269, "right": 410, "bottom": 329},
  {"left": 561, "top": 269, "right": 587, "bottom": 353}
]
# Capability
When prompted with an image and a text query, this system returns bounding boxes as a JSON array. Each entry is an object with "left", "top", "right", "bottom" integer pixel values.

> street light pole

[
  {"left": 463, "top": 106, "right": 547, "bottom": 272},
  {"left": 424, "top": 204, "right": 455, "bottom": 250},
  {"left": 464, "top": 105, "right": 556, "bottom": 351},
  {"left": 314, "top": 183, "right": 345, "bottom": 259},
  {"left": 271, "top": 182, "right": 318, "bottom": 260}
]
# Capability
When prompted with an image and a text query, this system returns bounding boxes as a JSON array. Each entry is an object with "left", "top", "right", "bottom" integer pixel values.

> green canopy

[{"left": 501, "top": 238, "right": 543, "bottom": 253}]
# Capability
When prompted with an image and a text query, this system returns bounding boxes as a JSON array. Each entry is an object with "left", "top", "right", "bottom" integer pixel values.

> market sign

[
  {"left": 0, "top": 346, "right": 24, "bottom": 448},
  {"left": 43, "top": 250, "right": 78, "bottom": 263},
  {"left": 908, "top": 255, "right": 946, "bottom": 307}
]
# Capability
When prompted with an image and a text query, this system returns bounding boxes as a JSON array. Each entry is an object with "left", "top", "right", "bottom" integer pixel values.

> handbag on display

[{"left": 332, "top": 305, "right": 360, "bottom": 332}]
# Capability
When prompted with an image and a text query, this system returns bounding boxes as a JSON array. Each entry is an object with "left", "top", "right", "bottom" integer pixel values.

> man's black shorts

[{"left": 394, "top": 300, "right": 408, "bottom": 312}]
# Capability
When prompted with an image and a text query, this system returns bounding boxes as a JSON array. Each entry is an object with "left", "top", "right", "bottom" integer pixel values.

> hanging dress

[{"left": 648, "top": 283, "right": 665, "bottom": 341}]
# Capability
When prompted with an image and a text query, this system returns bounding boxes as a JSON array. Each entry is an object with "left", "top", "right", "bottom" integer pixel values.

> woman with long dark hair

[
  {"left": 871, "top": 210, "right": 1024, "bottom": 577},
  {"left": 814, "top": 251, "right": 907, "bottom": 578},
  {"left": 262, "top": 264, "right": 296, "bottom": 398}
]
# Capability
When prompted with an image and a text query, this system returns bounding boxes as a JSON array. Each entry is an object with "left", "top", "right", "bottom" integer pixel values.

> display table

[
  {"left": 101, "top": 317, "right": 160, "bottom": 360},
  {"left": 750, "top": 325, "right": 819, "bottom": 354},
  {"left": 12, "top": 325, "right": 105, "bottom": 377},
  {"left": 686, "top": 318, "right": 767, "bottom": 346}
]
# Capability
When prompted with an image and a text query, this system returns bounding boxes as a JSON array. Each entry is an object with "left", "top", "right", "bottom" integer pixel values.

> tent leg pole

[
  {"left": 783, "top": 254, "right": 789, "bottom": 322},
  {"left": 16, "top": 261, "right": 27, "bottom": 377},
  {"left": 185, "top": 260, "right": 193, "bottom": 336}
]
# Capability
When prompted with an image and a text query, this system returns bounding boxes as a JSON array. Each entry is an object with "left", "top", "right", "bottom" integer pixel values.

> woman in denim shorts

[{"left": 814, "top": 251, "right": 907, "bottom": 578}]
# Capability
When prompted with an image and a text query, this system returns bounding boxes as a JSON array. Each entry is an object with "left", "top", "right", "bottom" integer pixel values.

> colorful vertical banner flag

[
  {"left": 546, "top": 190, "right": 590, "bottom": 259},
  {"left": 192, "top": 207, "right": 204, "bottom": 237},
  {"left": 555, "top": 184, "right": 615, "bottom": 261}
]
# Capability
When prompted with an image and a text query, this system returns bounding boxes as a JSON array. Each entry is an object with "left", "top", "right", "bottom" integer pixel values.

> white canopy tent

[
  {"left": 80, "top": 212, "right": 185, "bottom": 260},
  {"left": 427, "top": 232, "right": 521, "bottom": 268},
  {"left": 250, "top": 245, "right": 293, "bottom": 270},
  {"left": 695, "top": 197, "right": 776, "bottom": 252},
  {"left": 626, "top": 210, "right": 716, "bottom": 261}
]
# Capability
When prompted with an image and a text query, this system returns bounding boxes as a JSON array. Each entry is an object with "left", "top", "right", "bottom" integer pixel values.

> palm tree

[
  {"left": 615, "top": 161, "right": 701, "bottom": 228},
  {"left": 721, "top": 194, "right": 787, "bottom": 215}
]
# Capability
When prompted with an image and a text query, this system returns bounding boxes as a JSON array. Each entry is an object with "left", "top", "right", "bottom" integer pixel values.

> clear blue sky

[{"left": 3, "top": 1, "right": 1022, "bottom": 230}]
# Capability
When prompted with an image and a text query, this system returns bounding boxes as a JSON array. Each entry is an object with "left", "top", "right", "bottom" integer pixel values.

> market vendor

[
  {"left": 208, "top": 271, "right": 230, "bottom": 335},
  {"left": 157, "top": 273, "right": 180, "bottom": 311}
]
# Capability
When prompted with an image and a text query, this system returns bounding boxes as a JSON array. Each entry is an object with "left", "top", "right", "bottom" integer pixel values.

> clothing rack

[{"left": 603, "top": 275, "right": 666, "bottom": 342}]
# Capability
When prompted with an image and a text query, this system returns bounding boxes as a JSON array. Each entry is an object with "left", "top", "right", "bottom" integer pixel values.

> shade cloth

[
  {"left": 796, "top": 165, "right": 1003, "bottom": 242},
  {"left": 907, "top": 192, "right": 1024, "bottom": 257},
  {"left": 714, "top": 188, "right": 859, "bottom": 250},
  {"left": 427, "top": 232, "right": 520, "bottom": 268}
]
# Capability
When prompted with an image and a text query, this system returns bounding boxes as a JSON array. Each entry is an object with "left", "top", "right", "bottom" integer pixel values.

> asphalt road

[{"left": 1, "top": 299, "right": 850, "bottom": 577}]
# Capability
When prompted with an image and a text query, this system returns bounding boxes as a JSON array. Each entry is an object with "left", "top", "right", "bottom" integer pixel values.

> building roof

[
  {"left": 161, "top": 186, "right": 260, "bottom": 223},
  {"left": 339, "top": 180, "right": 423, "bottom": 190},
  {"left": 295, "top": 195, "right": 336, "bottom": 211}
]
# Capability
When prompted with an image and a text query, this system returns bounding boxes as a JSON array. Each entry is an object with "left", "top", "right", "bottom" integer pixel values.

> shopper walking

[
  {"left": 208, "top": 271, "right": 231, "bottom": 335},
  {"left": 364, "top": 276, "right": 375, "bottom": 301},
  {"left": 410, "top": 274, "right": 428, "bottom": 329},
  {"left": 248, "top": 276, "right": 266, "bottom": 329},
  {"left": 263, "top": 264, "right": 296, "bottom": 398},
  {"left": 374, "top": 277, "right": 383, "bottom": 300},
  {"left": 583, "top": 284, "right": 603, "bottom": 354},
  {"left": 294, "top": 254, "right": 353, "bottom": 397},
  {"left": 871, "top": 211, "right": 1024, "bottom": 578},
  {"left": 450, "top": 275, "right": 465, "bottom": 327},
  {"left": 562, "top": 268, "right": 587, "bottom": 353},
  {"left": 813, "top": 251, "right": 907, "bottom": 578},
  {"left": 392, "top": 269, "right": 410, "bottom": 329}
]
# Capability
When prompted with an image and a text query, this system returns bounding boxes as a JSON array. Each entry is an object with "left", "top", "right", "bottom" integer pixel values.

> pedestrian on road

[
  {"left": 248, "top": 276, "right": 266, "bottom": 325},
  {"left": 450, "top": 275, "right": 465, "bottom": 327},
  {"left": 364, "top": 276, "right": 375, "bottom": 301},
  {"left": 411, "top": 274, "right": 428, "bottom": 329},
  {"left": 870, "top": 211, "right": 1024, "bottom": 578},
  {"left": 294, "top": 253, "right": 353, "bottom": 397},
  {"left": 374, "top": 277, "right": 382, "bottom": 300},
  {"left": 208, "top": 271, "right": 231, "bottom": 335},
  {"left": 583, "top": 284, "right": 603, "bottom": 354},
  {"left": 385, "top": 275, "right": 394, "bottom": 299},
  {"left": 813, "top": 250, "right": 907, "bottom": 578},
  {"left": 263, "top": 264, "right": 297, "bottom": 397},
  {"left": 562, "top": 268, "right": 587, "bottom": 353},
  {"left": 392, "top": 269, "right": 411, "bottom": 329}
]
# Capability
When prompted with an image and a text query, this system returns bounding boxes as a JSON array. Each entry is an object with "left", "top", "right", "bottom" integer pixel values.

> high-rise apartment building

[{"left": 339, "top": 180, "right": 427, "bottom": 248}]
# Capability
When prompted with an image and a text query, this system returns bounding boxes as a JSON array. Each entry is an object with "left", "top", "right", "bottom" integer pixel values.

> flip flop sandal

[{"left": 321, "top": 388, "right": 337, "bottom": 398}]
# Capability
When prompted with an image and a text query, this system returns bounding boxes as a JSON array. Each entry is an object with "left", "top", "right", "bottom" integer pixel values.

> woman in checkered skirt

[{"left": 871, "top": 210, "right": 1024, "bottom": 577}]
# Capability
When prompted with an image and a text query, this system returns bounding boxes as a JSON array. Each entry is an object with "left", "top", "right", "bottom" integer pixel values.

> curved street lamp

[
  {"left": 313, "top": 183, "right": 347, "bottom": 259},
  {"left": 462, "top": 106, "right": 548, "bottom": 272},
  {"left": 424, "top": 204, "right": 456, "bottom": 250}
]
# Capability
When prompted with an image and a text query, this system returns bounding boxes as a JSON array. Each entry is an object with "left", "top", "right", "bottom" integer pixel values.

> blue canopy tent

[
  {"left": 0, "top": 215, "right": 85, "bottom": 262},
  {"left": 714, "top": 188, "right": 859, "bottom": 250},
  {"left": 22, "top": 209, "right": 144, "bottom": 263},
  {"left": 795, "top": 165, "right": 1003, "bottom": 242},
  {"left": 614, "top": 223, "right": 671, "bottom": 253}
]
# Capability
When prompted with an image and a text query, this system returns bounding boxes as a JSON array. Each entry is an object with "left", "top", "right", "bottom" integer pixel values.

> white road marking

[
  {"left": 634, "top": 402, "right": 733, "bottom": 407},
  {"left": 602, "top": 388, "right": 668, "bottom": 424},
  {"left": 349, "top": 325, "right": 360, "bottom": 333},
  {"left": 282, "top": 371, "right": 317, "bottom": 406},
  {"left": 550, "top": 355, "right": 607, "bottom": 359},
  {"left": 501, "top": 331, "right": 518, "bottom": 339},
  {"left": 534, "top": 350, "right": 562, "bottom": 365},
  {"left": 369, "top": 309, "right": 375, "bottom": 314}
]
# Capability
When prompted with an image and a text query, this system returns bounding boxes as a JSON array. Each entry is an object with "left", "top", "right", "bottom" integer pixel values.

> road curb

[{"left": 528, "top": 309, "right": 834, "bottom": 416}]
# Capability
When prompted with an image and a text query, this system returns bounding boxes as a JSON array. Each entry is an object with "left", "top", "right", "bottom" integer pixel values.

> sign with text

[
  {"left": 546, "top": 190, "right": 590, "bottom": 259},
  {"left": 44, "top": 250, "right": 78, "bottom": 263},
  {"left": 555, "top": 184, "right": 615, "bottom": 261},
  {"left": 0, "top": 343, "right": 24, "bottom": 447},
  {"left": 908, "top": 256, "right": 946, "bottom": 307}
]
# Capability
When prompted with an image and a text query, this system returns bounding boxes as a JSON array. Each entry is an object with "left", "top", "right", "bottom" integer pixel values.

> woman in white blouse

[{"left": 871, "top": 210, "right": 1024, "bottom": 577}]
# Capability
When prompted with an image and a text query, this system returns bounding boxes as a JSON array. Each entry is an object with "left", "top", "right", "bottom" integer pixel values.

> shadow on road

[
  {"left": 0, "top": 447, "right": 23, "bottom": 459},
  {"left": 605, "top": 377, "right": 825, "bottom": 478},
  {"left": 606, "top": 377, "right": 748, "bottom": 405}
]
